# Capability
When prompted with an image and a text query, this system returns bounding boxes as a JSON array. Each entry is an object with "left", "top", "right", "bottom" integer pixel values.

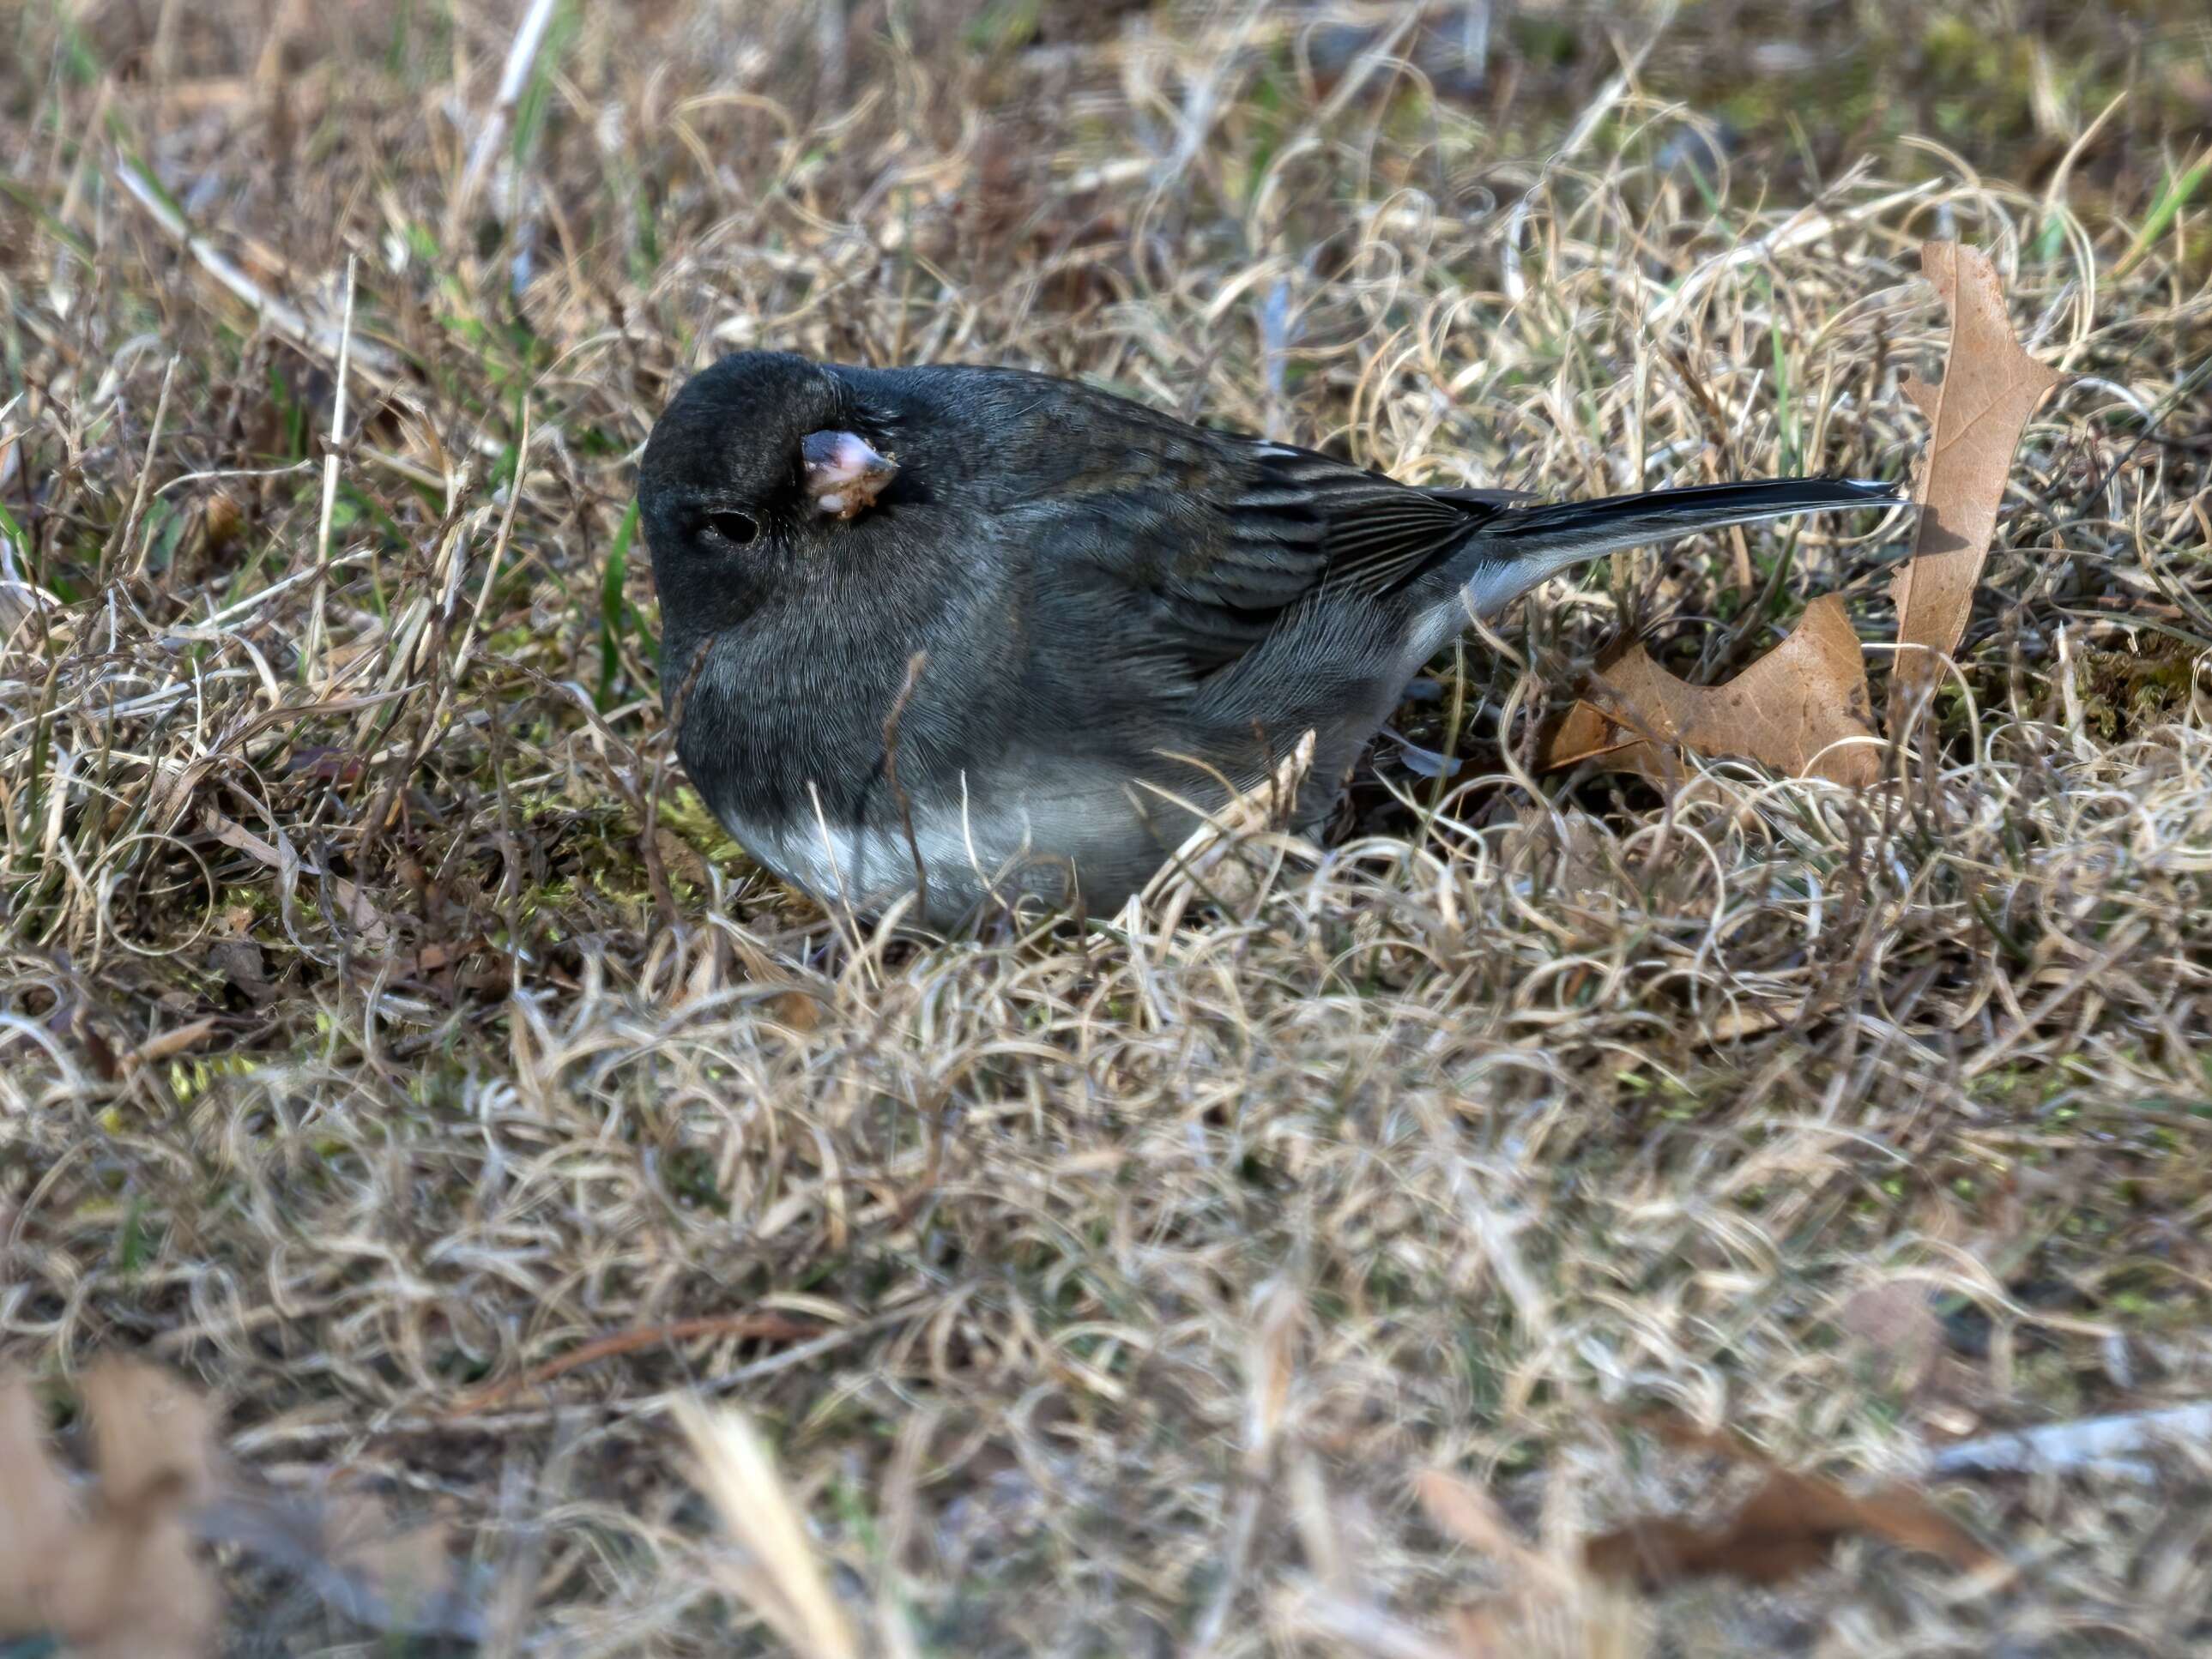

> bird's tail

[{"left": 1462, "top": 476, "right": 1906, "bottom": 616}]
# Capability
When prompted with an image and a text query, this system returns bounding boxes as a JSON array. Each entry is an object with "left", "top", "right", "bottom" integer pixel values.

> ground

[{"left": 3, "top": 1, "right": 2212, "bottom": 1654}]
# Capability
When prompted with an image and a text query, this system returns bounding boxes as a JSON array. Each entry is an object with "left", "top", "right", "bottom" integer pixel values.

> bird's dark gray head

[
  {"left": 640, "top": 350, "right": 901, "bottom": 546},
  {"left": 639, "top": 353, "right": 904, "bottom": 653}
]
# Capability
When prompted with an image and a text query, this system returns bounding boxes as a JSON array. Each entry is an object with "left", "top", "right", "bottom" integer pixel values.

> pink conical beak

[{"left": 802, "top": 430, "right": 898, "bottom": 519}]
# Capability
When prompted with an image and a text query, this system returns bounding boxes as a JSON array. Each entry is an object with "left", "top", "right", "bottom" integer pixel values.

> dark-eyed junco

[{"left": 639, "top": 352, "right": 1901, "bottom": 926}]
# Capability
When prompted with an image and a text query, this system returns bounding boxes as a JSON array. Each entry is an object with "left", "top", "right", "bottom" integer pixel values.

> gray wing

[{"left": 1092, "top": 437, "right": 1521, "bottom": 678}]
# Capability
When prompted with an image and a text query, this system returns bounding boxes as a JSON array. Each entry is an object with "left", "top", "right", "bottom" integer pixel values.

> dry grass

[{"left": 4, "top": 1, "right": 2212, "bottom": 1653}]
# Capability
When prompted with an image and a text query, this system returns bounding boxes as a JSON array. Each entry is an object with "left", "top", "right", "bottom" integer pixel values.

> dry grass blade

[
  {"left": 1126, "top": 727, "right": 1317, "bottom": 938},
  {"left": 1416, "top": 1468, "right": 1582, "bottom": 1598},
  {"left": 1413, "top": 1469, "right": 1649, "bottom": 1659},
  {"left": 446, "top": 0, "right": 565, "bottom": 239},
  {"left": 302, "top": 254, "right": 359, "bottom": 676},
  {"left": 672, "top": 1396, "right": 862, "bottom": 1659},
  {"left": 111, "top": 354, "right": 177, "bottom": 582},
  {"left": 110, "top": 160, "right": 399, "bottom": 376},
  {"left": 1290, "top": 1590, "right": 1468, "bottom": 1659}
]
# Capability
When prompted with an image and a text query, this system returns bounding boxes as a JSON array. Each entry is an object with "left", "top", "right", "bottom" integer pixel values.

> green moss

[
  {"left": 2076, "top": 641, "right": 2202, "bottom": 739},
  {"left": 651, "top": 784, "right": 745, "bottom": 866}
]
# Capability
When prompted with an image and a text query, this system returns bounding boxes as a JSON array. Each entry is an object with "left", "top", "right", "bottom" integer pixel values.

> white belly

[{"left": 723, "top": 782, "right": 1053, "bottom": 921}]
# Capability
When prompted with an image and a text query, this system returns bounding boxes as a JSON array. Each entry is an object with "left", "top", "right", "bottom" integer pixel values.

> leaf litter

[
  {"left": 1406, "top": 1414, "right": 1997, "bottom": 1644},
  {"left": 1580, "top": 1415, "right": 1999, "bottom": 1593},
  {"left": 1543, "top": 238, "right": 2061, "bottom": 786},
  {"left": 1403, "top": 1415, "right": 1998, "bottom": 1659},
  {"left": 0, "top": 1361, "right": 216, "bottom": 1659},
  {"left": 0, "top": 1360, "right": 480, "bottom": 1653}
]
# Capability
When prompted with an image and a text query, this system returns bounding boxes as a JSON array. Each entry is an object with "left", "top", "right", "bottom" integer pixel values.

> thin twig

[
  {"left": 1931, "top": 1402, "right": 2212, "bottom": 1481},
  {"left": 112, "top": 159, "right": 399, "bottom": 374},
  {"left": 106, "top": 354, "right": 176, "bottom": 584},
  {"left": 446, "top": 0, "right": 563, "bottom": 239},
  {"left": 444, "top": 1312, "right": 824, "bottom": 1418},
  {"left": 303, "top": 255, "right": 359, "bottom": 679}
]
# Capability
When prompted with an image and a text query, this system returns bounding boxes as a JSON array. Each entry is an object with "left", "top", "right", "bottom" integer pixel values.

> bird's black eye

[{"left": 701, "top": 510, "right": 759, "bottom": 547}]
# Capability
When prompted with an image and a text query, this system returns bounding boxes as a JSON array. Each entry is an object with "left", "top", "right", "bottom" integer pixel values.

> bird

[{"left": 638, "top": 351, "right": 1903, "bottom": 928}]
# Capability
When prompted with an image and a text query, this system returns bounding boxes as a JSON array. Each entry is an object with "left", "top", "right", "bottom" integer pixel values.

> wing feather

[{"left": 1128, "top": 440, "right": 1502, "bottom": 673}]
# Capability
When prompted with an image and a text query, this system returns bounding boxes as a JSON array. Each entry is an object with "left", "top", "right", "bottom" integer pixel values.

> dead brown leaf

[
  {"left": 1702, "top": 998, "right": 1807, "bottom": 1041},
  {"left": 201, "top": 807, "right": 394, "bottom": 947},
  {"left": 207, "top": 937, "right": 275, "bottom": 1005},
  {"left": 124, "top": 1016, "right": 223, "bottom": 1071},
  {"left": 406, "top": 937, "right": 486, "bottom": 976},
  {"left": 1541, "top": 595, "right": 1879, "bottom": 787},
  {"left": 189, "top": 1476, "right": 484, "bottom": 1641},
  {"left": 655, "top": 825, "right": 710, "bottom": 889},
  {"left": 0, "top": 1377, "right": 81, "bottom": 1633},
  {"left": 1838, "top": 1279, "right": 1944, "bottom": 1391},
  {"left": 769, "top": 987, "right": 823, "bottom": 1032},
  {"left": 78, "top": 1360, "right": 216, "bottom": 1513},
  {"left": 1889, "top": 241, "right": 2064, "bottom": 718},
  {"left": 0, "top": 1360, "right": 219, "bottom": 1659},
  {"left": 1583, "top": 1415, "right": 1996, "bottom": 1590}
]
